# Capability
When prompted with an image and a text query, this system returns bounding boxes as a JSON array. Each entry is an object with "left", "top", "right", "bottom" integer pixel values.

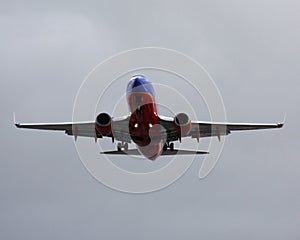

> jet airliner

[{"left": 15, "top": 74, "right": 284, "bottom": 160}]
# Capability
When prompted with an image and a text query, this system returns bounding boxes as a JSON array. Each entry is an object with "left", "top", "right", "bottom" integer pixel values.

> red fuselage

[{"left": 126, "top": 75, "right": 164, "bottom": 160}]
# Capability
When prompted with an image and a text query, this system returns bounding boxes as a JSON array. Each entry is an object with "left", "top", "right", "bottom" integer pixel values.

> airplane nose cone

[
  {"left": 132, "top": 77, "right": 143, "bottom": 88},
  {"left": 127, "top": 74, "right": 151, "bottom": 95}
]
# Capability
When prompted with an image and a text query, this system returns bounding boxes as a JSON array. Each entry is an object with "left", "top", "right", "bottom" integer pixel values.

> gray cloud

[{"left": 1, "top": 0, "right": 300, "bottom": 239}]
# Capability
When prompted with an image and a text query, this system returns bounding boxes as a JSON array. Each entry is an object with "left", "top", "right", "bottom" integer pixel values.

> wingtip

[
  {"left": 13, "top": 112, "right": 21, "bottom": 128},
  {"left": 277, "top": 113, "right": 286, "bottom": 128},
  {"left": 277, "top": 122, "right": 284, "bottom": 128}
]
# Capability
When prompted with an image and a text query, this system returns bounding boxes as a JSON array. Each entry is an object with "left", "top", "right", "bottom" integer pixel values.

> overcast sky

[{"left": 1, "top": 0, "right": 300, "bottom": 239}]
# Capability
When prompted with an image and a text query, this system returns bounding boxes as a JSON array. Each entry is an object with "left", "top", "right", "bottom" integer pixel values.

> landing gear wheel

[
  {"left": 163, "top": 142, "right": 174, "bottom": 151},
  {"left": 124, "top": 142, "right": 128, "bottom": 152},
  {"left": 117, "top": 142, "right": 128, "bottom": 151},
  {"left": 117, "top": 143, "right": 121, "bottom": 151},
  {"left": 163, "top": 144, "right": 168, "bottom": 151},
  {"left": 170, "top": 142, "right": 174, "bottom": 151}
]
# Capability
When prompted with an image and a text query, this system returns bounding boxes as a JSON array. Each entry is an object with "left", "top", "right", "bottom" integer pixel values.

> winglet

[{"left": 13, "top": 112, "right": 20, "bottom": 128}]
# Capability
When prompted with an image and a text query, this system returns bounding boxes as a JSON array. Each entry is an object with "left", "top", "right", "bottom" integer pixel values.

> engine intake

[
  {"left": 174, "top": 113, "right": 192, "bottom": 138},
  {"left": 95, "top": 113, "right": 112, "bottom": 136}
]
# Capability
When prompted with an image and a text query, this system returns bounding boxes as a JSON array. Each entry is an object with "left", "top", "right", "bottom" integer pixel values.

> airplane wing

[
  {"left": 158, "top": 115, "right": 284, "bottom": 142},
  {"left": 15, "top": 121, "right": 96, "bottom": 138},
  {"left": 15, "top": 116, "right": 132, "bottom": 142},
  {"left": 15, "top": 114, "right": 283, "bottom": 143}
]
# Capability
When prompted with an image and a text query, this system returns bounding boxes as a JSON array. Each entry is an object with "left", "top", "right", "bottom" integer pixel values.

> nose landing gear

[
  {"left": 163, "top": 142, "right": 174, "bottom": 152},
  {"left": 117, "top": 142, "right": 129, "bottom": 152}
]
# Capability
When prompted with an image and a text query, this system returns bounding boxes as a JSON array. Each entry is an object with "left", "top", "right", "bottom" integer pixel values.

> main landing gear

[
  {"left": 163, "top": 142, "right": 174, "bottom": 151},
  {"left": 117, "top": 142, "right": 128, "bottom": 152}
]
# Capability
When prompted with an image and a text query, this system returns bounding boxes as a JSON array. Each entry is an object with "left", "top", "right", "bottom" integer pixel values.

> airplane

[{"left": 15, "top": 74, "right": 284, "bottom": 160}]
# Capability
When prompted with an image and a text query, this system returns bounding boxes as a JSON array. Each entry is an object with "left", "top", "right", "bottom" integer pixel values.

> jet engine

[
  {"left": 174, "top": 113, "right": 192, "bottom": 138},
  {"left": 95, "top": 113, "right": 112, "bottom": 136}
]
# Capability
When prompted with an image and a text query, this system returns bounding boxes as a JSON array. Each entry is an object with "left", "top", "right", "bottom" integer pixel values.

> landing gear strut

[
  {"left": 163, "top": 142, "right": 174, "bottom": 151},
  {"left": 117, "top": 142, "right": 128, "bottom": 152}
]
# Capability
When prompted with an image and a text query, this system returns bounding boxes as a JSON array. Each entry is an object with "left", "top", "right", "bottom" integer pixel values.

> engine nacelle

[
  {"left": 174, "top": 113, "right": 192, "bottom": 138},
  {"left": 95, "top": 113, "right": 112, "bottom": 136}
]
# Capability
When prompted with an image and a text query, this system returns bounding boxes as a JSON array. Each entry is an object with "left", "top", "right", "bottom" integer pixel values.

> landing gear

[
  {"left": 170, "top": 142, "right": 174, "bottom": 151},
  {"left": 163, "top": 144, "right": 168, "bottom": 151},
  {"left": 163, "top": 142, "right": 175, "bottom": 151},
  {"left": 117, "top": 142, "right": 128, "bottom": 152}
]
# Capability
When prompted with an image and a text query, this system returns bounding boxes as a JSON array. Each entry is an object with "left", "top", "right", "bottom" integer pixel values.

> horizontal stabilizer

[{"left": 100, "top": 149, "right": 209, "bottom": 156}]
